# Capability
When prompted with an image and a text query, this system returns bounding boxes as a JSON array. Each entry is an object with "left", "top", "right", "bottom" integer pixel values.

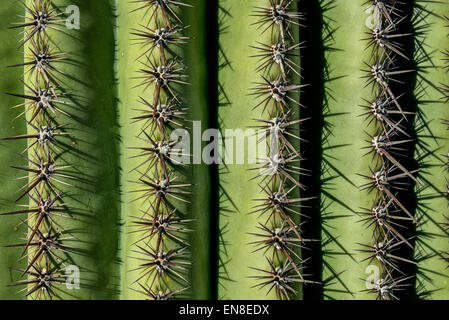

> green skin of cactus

[
  {"left": 117, "top": 0, "right": 212, "bottom": 299},
  {"left": 0, "top": 4, "right": 27, "bottom": 300},
  {"left": 319, "top": 0, "right": 381, "bottom": 299},
  {"left": 21, "top": 0, "right": 120, "bottom": 299},
  {"left": 217, "top": 0, "right": 302, "bottom": 300},
  {"left": 413, "top": 3, "right": 449, "bottom": 299}
]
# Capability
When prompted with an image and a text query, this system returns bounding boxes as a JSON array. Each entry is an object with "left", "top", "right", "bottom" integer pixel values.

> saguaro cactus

[
  {"left": 216, "top": 0, "right": 311, "bottom": 300},
  {"left": 0, "top": 0, "right": 448, "bottom": 301}
]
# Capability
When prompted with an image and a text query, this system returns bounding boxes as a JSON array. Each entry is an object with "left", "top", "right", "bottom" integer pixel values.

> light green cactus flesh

[
  {"left": 117, "top": 0, "right": 212, "bottom": 299},
  {"left": 413, "top": 2, "right": 449, "bottom": 299},
  {"left": 216, "top": 0, "right": 302, "bottom": 300}
]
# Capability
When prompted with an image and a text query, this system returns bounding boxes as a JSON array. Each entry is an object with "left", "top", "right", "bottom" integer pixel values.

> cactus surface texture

[{"left": 0, "top": 0, "right": 448, "bottom": 301}]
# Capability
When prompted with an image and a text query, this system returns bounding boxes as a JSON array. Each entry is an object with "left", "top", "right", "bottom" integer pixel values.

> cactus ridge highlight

[
  {"left": 358, "top": 0, "right": 418, "bottom": 300},
  {"left": 2, "top": 0, "right": 78, "bottom": 299},
  {"left": 127, "top": 0, "right": 193, "bottom": 299}
]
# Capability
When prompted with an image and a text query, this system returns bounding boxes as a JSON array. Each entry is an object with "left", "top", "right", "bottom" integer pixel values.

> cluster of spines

[
  {"left": 248, "top": 0, "right": 314, "bottom": 300},
  {"left": 1, "top": 0, "right": 75, "bottom": 299},
  {"left": 128, "top": 0, "right": 192, "bottom": 300},
  {"left": 359, "top": 0, "right": 417, "bottom": 300}
]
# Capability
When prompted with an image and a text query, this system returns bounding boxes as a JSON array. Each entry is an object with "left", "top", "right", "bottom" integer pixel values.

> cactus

[
  {"left": 216, "top": 0, "right": 311, "bottom": 300},
  {"left": 0, "top": 0, "right": 448, "bottom": 301}
]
